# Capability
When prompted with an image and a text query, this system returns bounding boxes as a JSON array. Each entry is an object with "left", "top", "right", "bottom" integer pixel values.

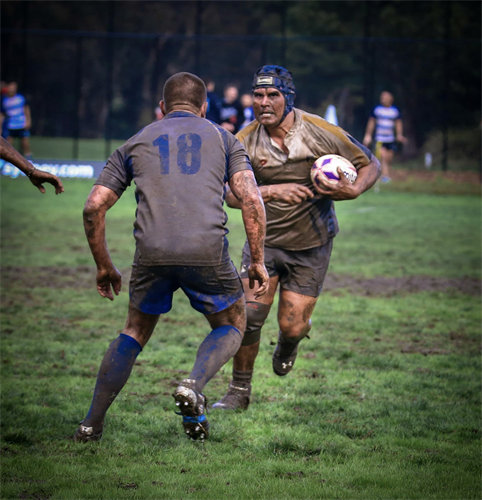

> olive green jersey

[{"left": 236, "top": 108, "right": 372, "bottom": 250}]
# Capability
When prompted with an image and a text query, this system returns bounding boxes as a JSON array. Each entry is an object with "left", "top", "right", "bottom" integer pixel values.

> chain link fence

[{"left": 2, "top": 25, "right": 480, "bottom": 170}]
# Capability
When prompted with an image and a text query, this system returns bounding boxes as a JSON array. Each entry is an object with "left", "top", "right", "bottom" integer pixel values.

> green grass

[{"left": 1, "top": 177, "right": 481, "bottom": 499}]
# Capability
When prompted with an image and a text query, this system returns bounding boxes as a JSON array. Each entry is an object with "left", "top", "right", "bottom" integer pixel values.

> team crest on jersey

[{"left": 257, "top": 76, "right": 273, "bottom": 85}]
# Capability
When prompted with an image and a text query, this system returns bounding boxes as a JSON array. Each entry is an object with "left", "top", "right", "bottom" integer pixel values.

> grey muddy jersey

[{"left": 95, "top": 111, "right": 252, "bottom": 266}]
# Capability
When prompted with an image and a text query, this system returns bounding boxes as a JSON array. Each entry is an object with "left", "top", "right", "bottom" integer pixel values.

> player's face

[
  {"left": 7, "top": 83, "right": 17, "bottom": 97},
  {"left": 224, "top": 86, "right": 238, "bottom": 103},
  {"left": 380, "top": 91, "right": 394, "bottom": 107},
  {"left": 252, "top": 88, "right": 285, "bottom": 128}
]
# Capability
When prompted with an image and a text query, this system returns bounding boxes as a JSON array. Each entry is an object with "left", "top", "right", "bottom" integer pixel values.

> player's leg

[
  {"left": 380, "top": 145, "right": 394, "bottom": 182},
  {"left": 272, "top": 290, "right": 317, "bottom": 375},
  {"left": 212, "top": 274, "right": 279, "bottom": 410},
  {"left": 75, "top": 263, "right": 171, "bottom": 442},
  {"left": 20, "top": 132, "right": 32, "bottom": 159},
  {"left": 74, "top": 304, "right": 159, "bottom": 442},
  {"left": 272, "top": 240, "right": 333, "bottom": 376},
  {"left": 172, "top": 259, "right": 246, "bottom": 440}
]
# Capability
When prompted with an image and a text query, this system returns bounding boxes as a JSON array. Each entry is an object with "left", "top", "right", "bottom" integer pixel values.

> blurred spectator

[
  {"left": 0, "top": 82, "right": 33, "bottom": 159},
  {"left": 0, "top": 82, "right": 8, "bottom": 139},
  {"left": 324, "top": 104, "right": 338, "bottom": 126},
  {"left": 203, "top": 77, "right": 221, "bottom": 124},
  {"left": 219, "top": 84, "right": 244, "bottom": 134},
  {"left": 363, "top": 91, "right": 407, "bottom": 183},
  {"left": 240, "top": 93, "right": 255, "bottom": 130},
  {"left": 154, "top": 106, "right": 164, "bottom": 121}
]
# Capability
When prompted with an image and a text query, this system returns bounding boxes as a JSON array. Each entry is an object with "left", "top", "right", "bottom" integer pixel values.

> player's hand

[
  {"left": 362, "top": 135, "right": 372, "bottom": 147},
  {"left": 270, "top": 183, "right": 314, "bottom": 205},
  {"left": 313, "top": 167, "right": 360, "bottom": 201},
  {"left": 248, "top": 262, "right": 269, "bottom": 299},
  {"left": 96, "top": 266, "right": 122, "bottom": 301},
  {"left": 29, "top": 169, "right": 65, "bottom": 195},
  {"left": 397, "top": 134, "right": 408, "bottom": 144}
]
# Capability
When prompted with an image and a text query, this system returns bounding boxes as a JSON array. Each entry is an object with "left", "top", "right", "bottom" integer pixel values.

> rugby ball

[{"left": 311, "top": 154, "right": 357, "bottom": 186}]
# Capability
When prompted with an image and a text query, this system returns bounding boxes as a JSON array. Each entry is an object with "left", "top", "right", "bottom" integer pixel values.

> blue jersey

[
  {"left": 371, "top": 105, "right": 401, "bottom": 143},
  {"left": 1, "top": 94, "right": 28, "bottom": 130}
]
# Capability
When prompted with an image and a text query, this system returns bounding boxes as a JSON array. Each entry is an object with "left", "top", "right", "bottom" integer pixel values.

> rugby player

[
  {"left": 0, "top": 82, "right": 33, "bottom": 159},
  {"left": 363, "top": 91, "right": 407, "bottom": 183},
  {"left": 213, "top": 65, "right": 380, "bottom": 410},
  {"left": 0, "top": 137, "right": 64, "bottom": 194},
  {"left": 74, "top": 72, "right": 269, "bottom": 442}
]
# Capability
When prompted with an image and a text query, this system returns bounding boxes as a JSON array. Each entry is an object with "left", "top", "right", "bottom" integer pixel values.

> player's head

[
  {"left": 380, "top": 91, "right": 394, "bottom": 107},
  {"left": 252, "top": 65, "right": 296, "bottom": 126},
  {"left": 241, "top": 93, "right": 253, "bottom": 108},
  {"left": 6, "top": 82, "right": 18, "bottom": 97},
  {"left": 161, "top": 72, "right": 207, "bottom": 116},
  {"left": 223, "top": 84, "right": 238, "bottom": 103}
]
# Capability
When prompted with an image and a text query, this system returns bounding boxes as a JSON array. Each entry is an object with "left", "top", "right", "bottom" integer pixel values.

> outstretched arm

[
  {"left": 83, "top": 184, "right": 122, "bottom": 300},
  {"left": 0, "top": 137, "right": 64, "bottom": 194},
  {"left": 228, "top": 170, "right": 269, "bottom": 298}
]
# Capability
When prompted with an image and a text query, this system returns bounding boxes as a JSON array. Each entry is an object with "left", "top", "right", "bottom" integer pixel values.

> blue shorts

[
  {"left": 8, "top": 128, "right": 30, "bottom": 138},
  {"left": 129, "top": 257, "right": 243, "bottom": 316}
]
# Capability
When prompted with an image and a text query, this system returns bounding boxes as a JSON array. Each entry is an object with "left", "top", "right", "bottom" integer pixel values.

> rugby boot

[
  {"left": 172, "top": 379, "right": 210, "bottom": 442},
  {"left": 73, "top": 421, "right": 103, "bottom": 443},
  {"left": 272, "top": 332, "right": 301, "bottom": 376},
  {"left": 211, "top": 382, "right": 251, "bottom": 410}
]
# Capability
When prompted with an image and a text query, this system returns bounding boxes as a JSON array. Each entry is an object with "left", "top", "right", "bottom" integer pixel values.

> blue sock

[
  {"left": 83, "top": 334, "right": 142, "bottom": 431},
  {"left": 189, "top": 325, "right": 242, "bottom": 393}
]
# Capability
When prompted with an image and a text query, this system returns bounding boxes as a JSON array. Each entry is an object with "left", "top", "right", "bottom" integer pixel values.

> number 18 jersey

[{"left": 95, "top": 111, "right": 252, "bottom": 266}]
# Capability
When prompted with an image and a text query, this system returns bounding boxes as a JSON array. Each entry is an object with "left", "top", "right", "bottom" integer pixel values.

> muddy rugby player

[
  {"left": 75, "top": 72, "right": 269, "bottom": 442},
  {"left": 213, "top": 65, "right": 381, "bottom": 410}
]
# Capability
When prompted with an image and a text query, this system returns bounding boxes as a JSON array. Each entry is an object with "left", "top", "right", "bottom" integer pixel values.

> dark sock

[
  {"left": 189, "top": 325, "right": 242, "bottom": 393},
  {"left": 83, "top": 334, "right": 142, "bottom": 431},
  {"left": 232, "top": 369, "right": 253, "bottom": 387}
]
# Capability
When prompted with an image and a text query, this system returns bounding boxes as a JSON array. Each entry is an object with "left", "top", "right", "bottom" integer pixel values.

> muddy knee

[
  {"left": 280, "top": 318, "right": 312, "bottom": 340},
  {"left": 241, "top": 302, "right": 271, "bottom": 346}
]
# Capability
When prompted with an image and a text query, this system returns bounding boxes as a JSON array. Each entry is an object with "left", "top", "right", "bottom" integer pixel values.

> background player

[
  {"left": 0, "top": 82, "right": 33, "bottom": 159},
  {"left": 213, "top": 65, "right": 380, "bottom": 410},
  {"left": 363, "top": 91, "right": 407, "bottom": 183},
  {"left": 0, "top": 137, "right": 64, "bottom": 194},
  {"left": 219, "top": 84, "right": 244, "bottom": 134},
  {"left": 74, "top": 72, "right": 269, "bottom": 442}
]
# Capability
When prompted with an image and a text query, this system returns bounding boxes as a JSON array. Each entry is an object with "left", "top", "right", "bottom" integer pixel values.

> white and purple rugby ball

[{"left": 311, "top": 154, "right": 358, "bottom": 187}]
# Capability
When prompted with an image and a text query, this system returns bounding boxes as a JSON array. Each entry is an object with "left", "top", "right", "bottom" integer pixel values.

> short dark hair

[{"left": 163, "top": 72, "right": 206, "bottom": 112}]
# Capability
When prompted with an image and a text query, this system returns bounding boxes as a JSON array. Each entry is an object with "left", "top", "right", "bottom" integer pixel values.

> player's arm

[
  {"left": 83, "top": 185, "right": 122, "bottom": 301},
  {"left": 229, "top": 169, "right": 269, "bottom": 297},
  {"left": 363, "top": 117, "right": 376, "bottom": 147},
  {"left": 24, "top": 105, "right": 31, "bottom": 130},
  {"left": 226, "top": 182, "right": 313, "bottom": 207},
  {"left": 395, "top": 118, "right": 407, "bottom": 143},
  {"left": 0, "top": 137, "right": 64, "bottom": 194},
  {"left": 314, "top": 156, "right": 381, "bottom": 201}
]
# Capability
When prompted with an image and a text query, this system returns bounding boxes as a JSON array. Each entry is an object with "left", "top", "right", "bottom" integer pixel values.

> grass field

[{"left": 1, "top": 177, "right": 481, "bottom": 499}]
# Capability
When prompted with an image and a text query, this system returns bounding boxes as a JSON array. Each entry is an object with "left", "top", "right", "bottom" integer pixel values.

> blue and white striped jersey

[
  {"left": 1, "top": 94, "right": 28, "bottom": 130},
  {"left": 371, "top": 105, "right": 401, "bottom": 143}
]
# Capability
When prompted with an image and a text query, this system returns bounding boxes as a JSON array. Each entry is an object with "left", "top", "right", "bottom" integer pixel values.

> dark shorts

[
  {"left": 129, "top": 258, "right": 243, "bottom": 316},
  {"left": 7, "top": 128, "right": 30, "bottom": 138},
  {"left": 240, "top": 240, "right": 333, "bottom": 298},
  {"left": 379, "top": 141, "right": 397, "bottom": 151}
]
